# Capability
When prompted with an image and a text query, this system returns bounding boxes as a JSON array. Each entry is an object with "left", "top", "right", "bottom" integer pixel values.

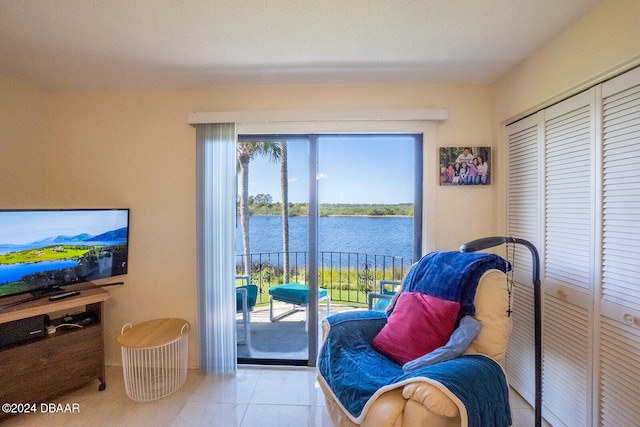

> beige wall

[
  {"left": 0, "top": 74, "right": 50, "bottom": 205},
  {"left": 494, "top": 0, "right": 640, "bottom": 123},
  {"left": 2, "top": 79, "right": 496, "bottom": 366},
  {"left": 492, "top": 0, "right": 640, "bottom": 235}
]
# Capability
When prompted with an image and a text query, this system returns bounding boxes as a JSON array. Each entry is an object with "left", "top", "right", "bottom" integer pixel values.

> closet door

[
  {"left": 599, "top": 67, "right": 640, "bottom": 427},
  {"left": 541, "top": 90, "right": 595, "bottom": 427},
  {"left": 506, "top": 113, "right": 543, "bottom": 406}
]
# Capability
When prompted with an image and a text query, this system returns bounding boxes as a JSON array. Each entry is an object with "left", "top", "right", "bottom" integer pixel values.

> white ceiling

[{"left": 0, "top": 0, "right": 602, "bottom": 90}]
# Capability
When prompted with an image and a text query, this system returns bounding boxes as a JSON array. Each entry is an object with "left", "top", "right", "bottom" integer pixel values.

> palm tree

[
  {"left": 280, "top": 141, "right": 290, "bottom": 283},
  {"left": 237, "top": 141, "right": 280, "bottom": 276}
]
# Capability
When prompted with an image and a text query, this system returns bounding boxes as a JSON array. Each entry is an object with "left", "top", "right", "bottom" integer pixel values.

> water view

[{"left": 236, "top": 215, "right": 413, "bottom": 259}]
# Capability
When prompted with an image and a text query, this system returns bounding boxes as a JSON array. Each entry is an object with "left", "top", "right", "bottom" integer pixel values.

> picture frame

[{"left": 439, "top": 147, "right": 491, "bottom": 186}]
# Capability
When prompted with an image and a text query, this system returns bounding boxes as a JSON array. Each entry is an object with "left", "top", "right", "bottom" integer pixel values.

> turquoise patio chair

[
  {"left": 236, "top": 275, "right": 258, "bottom": 344},
  {"left": 368, "top": 280, "right": 401, "bottom": 311}
]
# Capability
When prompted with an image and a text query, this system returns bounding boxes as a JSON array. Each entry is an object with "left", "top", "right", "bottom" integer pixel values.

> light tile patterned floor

[{"left": 3, "top": 365, "right": 546, "bottom": 426}]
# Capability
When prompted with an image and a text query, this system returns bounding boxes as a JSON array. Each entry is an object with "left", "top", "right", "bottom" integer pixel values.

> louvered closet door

[
  {"left": 506, "top": 113, "right": 543, "bottom": 407},
  {"left": 599, "top": 67, "right": 640, "bottom": 427},
  {"left": 542, "top": 91, "right": 594, "bottom": 427}
]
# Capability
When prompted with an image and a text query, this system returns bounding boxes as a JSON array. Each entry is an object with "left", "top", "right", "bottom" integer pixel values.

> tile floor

[{"left": 2, "top": 365, "right": 546, "bottom": 426}]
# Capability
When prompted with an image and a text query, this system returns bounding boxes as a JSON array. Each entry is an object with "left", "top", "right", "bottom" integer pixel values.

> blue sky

[{"left": 246, "top": 136, "right": 415, "bottom": 204}]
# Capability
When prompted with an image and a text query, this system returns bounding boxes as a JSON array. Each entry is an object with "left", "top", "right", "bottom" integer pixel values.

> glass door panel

[
  {"left": 236, "top": 138, "right": 310, "bottom": 365},
  {"left": 317, "top": 136, "right": 416, "bottom": 312}
]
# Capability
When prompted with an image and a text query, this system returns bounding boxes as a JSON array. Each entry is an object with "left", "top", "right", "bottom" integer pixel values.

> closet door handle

[{"left": 623, "top": 314, "right": 637, "bottom": 325}]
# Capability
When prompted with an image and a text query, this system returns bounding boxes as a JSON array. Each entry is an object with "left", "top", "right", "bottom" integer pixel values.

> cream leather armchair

[{"left": 318, "top": 268, "right": 512, "bottom": 427}]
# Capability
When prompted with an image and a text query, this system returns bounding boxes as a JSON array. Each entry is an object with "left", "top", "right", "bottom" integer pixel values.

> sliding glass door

[{"left": 236, "top": 134, "right": 421, "bottom": 365}]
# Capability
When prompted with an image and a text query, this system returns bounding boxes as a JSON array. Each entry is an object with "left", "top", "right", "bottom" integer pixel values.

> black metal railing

[{"left": 236, "top": 251, "right": 412, "bottom": 307}]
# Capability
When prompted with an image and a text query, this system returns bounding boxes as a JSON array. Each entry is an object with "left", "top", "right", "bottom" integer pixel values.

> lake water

[{"left": 235, "top": 216, "right": 413, "bottom": 259}]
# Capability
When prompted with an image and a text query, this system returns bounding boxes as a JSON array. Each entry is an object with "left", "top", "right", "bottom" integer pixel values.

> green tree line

[{"left": 238, "top": 199, "right": 413, "bottom": 217}]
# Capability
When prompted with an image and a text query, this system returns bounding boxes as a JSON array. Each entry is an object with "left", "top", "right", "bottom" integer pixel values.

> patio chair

[
  {"left": 367, "top": 279, "right": 401, "bottom": 311},
  {"left": 318, "top": 251, "right": 513, "bottom": 427},
  {"left": 236, "top": 275, "right": 258, "bottom": 344}
]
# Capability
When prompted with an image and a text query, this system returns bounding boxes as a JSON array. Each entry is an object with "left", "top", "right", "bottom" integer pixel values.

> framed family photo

[{"left": 439, "top": 147, "right": 491, "bottom": 186}]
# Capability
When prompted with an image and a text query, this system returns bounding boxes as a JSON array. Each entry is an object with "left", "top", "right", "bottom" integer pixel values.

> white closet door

[
  {"left": 599, "top": 66, "right": 640, "bottom": 427},
  {"left": 506, "top": 66, "right": 640, "bottom": 427},
  {"left": 506, "top": 113, "right": 543, "bottom": 406},
  {"left": 542, "top": 91, "right": 594, "bottom": 427}
]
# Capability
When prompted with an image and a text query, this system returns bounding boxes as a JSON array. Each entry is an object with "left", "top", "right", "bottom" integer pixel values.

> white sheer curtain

[{"left": 196, "top": 123, "right": 237, "bottom": 374}]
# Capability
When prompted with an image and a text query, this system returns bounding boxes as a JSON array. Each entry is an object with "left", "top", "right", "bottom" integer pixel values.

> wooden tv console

[{"left": 0, "top": 286, "right": 110, "bottom": 418}]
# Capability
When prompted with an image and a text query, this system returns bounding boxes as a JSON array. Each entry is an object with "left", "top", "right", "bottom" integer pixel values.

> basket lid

[{"left": 117, "top": 318, "right": 190, "bottom": 348}]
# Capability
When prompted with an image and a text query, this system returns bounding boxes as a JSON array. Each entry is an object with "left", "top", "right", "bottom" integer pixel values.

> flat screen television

[{"left": 0, "top": 209, "right": 129, "bottom": 300}]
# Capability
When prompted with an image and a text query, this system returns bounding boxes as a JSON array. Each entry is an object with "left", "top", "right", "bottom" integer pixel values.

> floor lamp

[{"left": 460, "top": 236, "right": 542, "bottom": 427}]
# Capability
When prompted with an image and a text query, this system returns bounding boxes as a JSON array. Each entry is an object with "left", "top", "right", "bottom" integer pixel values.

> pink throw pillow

[{"left": 371, "top": 292, "right": 460, "bottom": 365}]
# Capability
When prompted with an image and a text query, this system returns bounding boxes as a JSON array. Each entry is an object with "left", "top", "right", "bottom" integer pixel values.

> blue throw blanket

[
  {"left": 317, "top": 251, "right": 511, "bottom": 426},
  {"left": 401, "top": 251, "right": 509, "bottom": 319}
]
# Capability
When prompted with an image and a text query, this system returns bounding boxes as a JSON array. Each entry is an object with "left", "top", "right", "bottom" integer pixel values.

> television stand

[
  {"left": 0, "top": 287, "right": 70, "bottom": 311},
  {"left": 31, "top": 286, "right": 67, "bottom": 298},
  {"left": 0, "top": 286, "right": 110, "bottom": 419}
]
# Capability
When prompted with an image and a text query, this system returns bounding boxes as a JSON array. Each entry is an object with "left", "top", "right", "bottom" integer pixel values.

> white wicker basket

[{"left": 118, "top": 318, "right": 190, "bottom": 402}]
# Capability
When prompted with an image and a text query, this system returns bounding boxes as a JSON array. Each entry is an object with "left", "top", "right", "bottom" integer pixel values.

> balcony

[
  {"left": 236, "top": 251, "right": 412, "bottom": 362},
  {"left": 237, "top": 250, "right": 411, "bottom": 306}
]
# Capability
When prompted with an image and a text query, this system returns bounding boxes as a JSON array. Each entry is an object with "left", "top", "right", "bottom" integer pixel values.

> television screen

[{"left": 0, "top": 209, "right": 129, "bottom": 299}]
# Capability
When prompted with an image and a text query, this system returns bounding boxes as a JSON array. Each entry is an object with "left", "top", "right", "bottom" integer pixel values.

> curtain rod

[{"left": 187, "top": 108, "right": 448, "bottom": 126}]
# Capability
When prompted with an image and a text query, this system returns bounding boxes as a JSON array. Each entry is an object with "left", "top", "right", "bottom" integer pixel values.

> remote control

[{"left": 49, "top": 291, "right": 81, "bottom": 301}]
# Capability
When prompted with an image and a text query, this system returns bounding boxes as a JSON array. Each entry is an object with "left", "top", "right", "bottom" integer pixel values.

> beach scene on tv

[
  {"left": 439, "top": 146, "right": 491, "bottom": 186},
  {"left": 0, "top": 210, "right": 128, "bottom": 298}
]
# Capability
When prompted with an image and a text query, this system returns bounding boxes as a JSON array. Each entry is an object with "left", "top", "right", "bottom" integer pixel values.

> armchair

[
  {"left": 236, "top": 275, "right": 258, "bottom": 344},
  {"left": 318, "top": 251, "right": 513, "bottom": 427}
]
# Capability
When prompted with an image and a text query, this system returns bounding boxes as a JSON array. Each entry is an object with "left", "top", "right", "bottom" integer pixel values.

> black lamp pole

[{"left": 460, "top": 236, "right": 542, "bottom": 427}]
